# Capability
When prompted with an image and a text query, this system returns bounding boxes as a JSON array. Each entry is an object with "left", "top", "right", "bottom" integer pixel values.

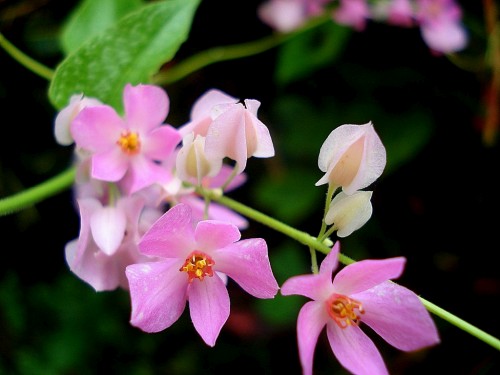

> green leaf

[
  {"left": 60, "top": 0, "right": 144, "bottom": 55},
  {"left": 276, "top": 21, "right": 351, "bottom": 85},
  {"left": 49, "top": 0, "right": 201, "bottom": 111}
]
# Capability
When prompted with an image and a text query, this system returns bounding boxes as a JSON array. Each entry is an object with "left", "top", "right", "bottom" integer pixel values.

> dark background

[{"left": 1, "top": 0, "right": 499, "bottom": 374}]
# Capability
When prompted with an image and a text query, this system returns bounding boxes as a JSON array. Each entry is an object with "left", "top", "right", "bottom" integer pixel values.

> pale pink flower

[
  {"left": 70, "top": 83, "right": 181, "bottom": 194},
  {"left": 175, "top": 133, "right": 222, "bottom": 185},
  {"left": 179, "top": 88, "right": 275, "bottom": 174},
  {"left": 416, "top": 0, "right": 468, "bottom": 53},
  {"left": 332, "top": 0, "right": 371, "bottom": 31},
  {"left": 65, "top": 195, "right": 153, "bottom": 291},
  {"left": 178, "top": 88, "right": 238, "bottom": 138},
  {"left": 54, "top": 93, "right": 102, "bottom": 146},
  {"left": 125, "top": 203, "right": 279, "bottom": 346},
  {"left": 204, "top": 99, "right": 275, "bottom": 174},
  {"left": 372, "top": 0, "right": 416, "bottom": 27},
  {"left": 325, "top": 190, "right": 373, "bottom": 237},
  {"left": 281, "top": 242, "right": 440, "bottom": 375},
  {"left": 315, "top": 122, "right": 386, "bottom": 195},
  {"left": 258, "top": 0, "right": 309, "bottom": 32}
]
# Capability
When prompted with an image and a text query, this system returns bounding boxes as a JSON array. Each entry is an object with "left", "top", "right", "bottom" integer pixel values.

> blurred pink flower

[
  {"left": 332, "top": 0, "right": 371, "bottom": 31},
  {"left": 315, "top": 122, "right": 386, "bottom": 195},
  {"left": 258, "top": 0, "right": 309, "bottom": 32},
  {"left": 125, "top": 203, "right": 279, "bottom": 346},
  {"left": 416, "top": 0, "right": 468, "bottom": 53},
  {"left": 70, "top": 83, "right": 181, "bottom": 194},
  {"left": 281, "top": 242, "right": 440, "bottom": 375}
]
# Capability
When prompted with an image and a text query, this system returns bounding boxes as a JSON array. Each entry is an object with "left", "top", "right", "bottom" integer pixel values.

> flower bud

[{"left": 325, "top": 190, "right": 373, "bottom": 237}]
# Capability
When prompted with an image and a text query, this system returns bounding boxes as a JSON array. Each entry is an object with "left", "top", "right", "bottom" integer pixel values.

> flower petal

[
  {"left": 296, "top": 301, "right": 328, "bottom": 375},
  {"left": 142, "top": 125, "right": 181, "bottom": 161},
  {"left": 194, "top": 220, "right": 241, "bottom": 252},
  {"left": 138, "top": 203, "right": 196, "bottom": 259},
  {"left": 333, "top": 257, "right": 406, "bottom": 295},
  {"left": 71, "top": 105, "right": 124, "bottom": 152},
  {"left": 353, "top": 281, "right": 440, "bottom": 351},
  {"left": 126, "top": 259, "right": 187, "bottom": 333},
  {"left": 205, "top": 104, "right": 249, "bottom": 173},
  {"left": 319, "top": 241, "right": 341, "bottom": 278},
  {"left": 213, "top": 238, "right": 279, "bottom": 298},
  {"left": 326, "top": 322, "right": 388, "bottom": 375},
  {"left": 281, "top": 273, "right": 332, "bottom": 301},
  {"left": 188, "top": 274, "right": 230, "bottom": 346},
  {"left": 123, "top": 83, "right": 169, "bottom": 131},
  {"left": 90, "top": 205, "right": 126, "bottom": 255},
  {"left": 92, "top": 147, "right": 129, "bottom": 182}
]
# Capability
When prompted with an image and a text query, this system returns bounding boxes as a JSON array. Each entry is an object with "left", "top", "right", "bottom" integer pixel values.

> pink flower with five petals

[
  {"left": 125, "top": 203, "right": 279, "bottom": 346},
  {"left": 281, "top": 242, "right": 440, "bottom": 375},
  {"left": 70, "top": 83, "right": 181, "bottom": 194}
]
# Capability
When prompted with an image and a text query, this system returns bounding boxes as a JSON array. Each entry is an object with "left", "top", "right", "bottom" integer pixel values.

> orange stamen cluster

[
  {"left": 326, "top": 293, "right": 364, "bottom": 329},
  {"left": 117, "top": 130, "right": 141, "bottom": 154},
  {"left": 180, "top": 251, "right": 215, "bottom": 283}
]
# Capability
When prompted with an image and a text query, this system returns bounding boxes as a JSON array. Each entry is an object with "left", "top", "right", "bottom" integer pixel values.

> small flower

[
  {"left": 178, "top": 88, "right": 238, "bottom": 138},
  {"left": 125, "top": 203, "right": 279, "bottom": 346},
  {"left": 54, "top": 93, "right": 102, "bottom": 146},
  {"left": 258, "top": 0, "right": 309, "bottom": 32},
  {"left": 316, "top": 122, "right": 386, "bottom": 195},
  {"left": 179, "top": 88, "right": 275, "bottom": 175},
  {"left": 70, "top": 83, "right": 181, "bottom": 194},
  {"left": 175, "top": 133, "right": 222, "bottom": 185},
  {"left": 65, "top": 195, "right": 152, "bottom": 291},
  {"left": 204, "top": 99, "right": 275, "bottom": 174},
  {"left": 281, "top": 242, "right": 440, "bottom": 375},
  {"left": 332, "top": 0, "right": 371, "bottom": 31},
  {"left": 325, "top": 190, "right": 373, "bottom": 237},
  {"left": 416, "top": 0, "right": 468, "bottom": 53}
]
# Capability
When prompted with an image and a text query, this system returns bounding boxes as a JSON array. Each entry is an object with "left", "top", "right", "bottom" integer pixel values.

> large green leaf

[
  {"left": 60, "top": 0, "right": 144, "bottom": 55},
  {"left": 49, "top": 0, "right": 200, "bottom": 111}
]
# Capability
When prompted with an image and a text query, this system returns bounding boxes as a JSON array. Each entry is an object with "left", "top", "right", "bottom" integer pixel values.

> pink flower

[
  {"left": 125, "top": 203, "right": 279, "bottom": 346},
  {"left": 70, "top": 83, "right": 181, "bottom": 194},
  {"left": 178, "top": 88, "right": 238, "bottom": 138},
  {"left": 416, "top": 0, "right": 468, "bottom": 53},
  {"left": 65, "top": 195, "right": 153, "bottom": 291},
  {"left": 315, "top": 122, "right": 386, "bottom": 195},
  {"left": 281, "top": 242, "right": 440, "bottom": 375},
  {"left": 179, "top": 88, "right": 275, "bottom": 175},
  {"left": 332, "top": 0, "right": 371, "bottom": 31},
  {"left": 204, "top": 99, "right": 275, "bottom": 174},
  {"left": 258, "top": 0, "right": 309, "bottom": 32}
]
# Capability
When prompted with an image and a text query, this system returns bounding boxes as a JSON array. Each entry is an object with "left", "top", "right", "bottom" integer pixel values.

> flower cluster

[
  {"left": 258, "top": 0, "right": 468, "bottom": 54},
  {"left": 57, "top": 83, "right": 439, "bottom": 373}
]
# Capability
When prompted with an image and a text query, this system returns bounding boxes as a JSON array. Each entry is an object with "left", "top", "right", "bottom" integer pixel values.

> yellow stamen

[
  {"left": 117, "top": 131, "right": 141, "bottom": 154},
  {"left": 326, "top": 294, "right": 365, "bottom": 329},
  {"left": 180, "top": 251, "right": 215, "bottom": 283}
]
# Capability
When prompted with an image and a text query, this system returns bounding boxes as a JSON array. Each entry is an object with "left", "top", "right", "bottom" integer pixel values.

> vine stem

[
  {"left": 199, "top": 188, "right": 500, "bottom": 352},
  {"left": 0, "top": 167, "right": 75, "bottom": 216},
  {"left": 0, "top": 32, "right": 53, "bottom": 80}
]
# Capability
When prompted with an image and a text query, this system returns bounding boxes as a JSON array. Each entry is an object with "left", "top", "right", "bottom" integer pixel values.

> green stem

[
  {"left": 200, "top": 188, "right": 354, "bottom": 265},
  {"left": 0, "top": 167, "right": 75, "bottom": 216},
  {"left": 152, "top": 14, "right": 330, "bottom": 86},
  {"left": 420, "top": 297, "right": 500, "bottom": 351},
  {"left": 200, "top": 189, "right": 500, "bottom": 352},
  {"left": 0, "top": 32, "right": 54, "bottom": 80}
]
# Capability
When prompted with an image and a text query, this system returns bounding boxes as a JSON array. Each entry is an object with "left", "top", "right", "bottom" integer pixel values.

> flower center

[
  {"left": 180, "top": 251, "right": 215, "bottom": 283},
  {"left": 326, "top": 293, "right": 364, "bottom": 329},
  {"left": 117, "top": 131, "right": 141, "bottom": 154}
]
